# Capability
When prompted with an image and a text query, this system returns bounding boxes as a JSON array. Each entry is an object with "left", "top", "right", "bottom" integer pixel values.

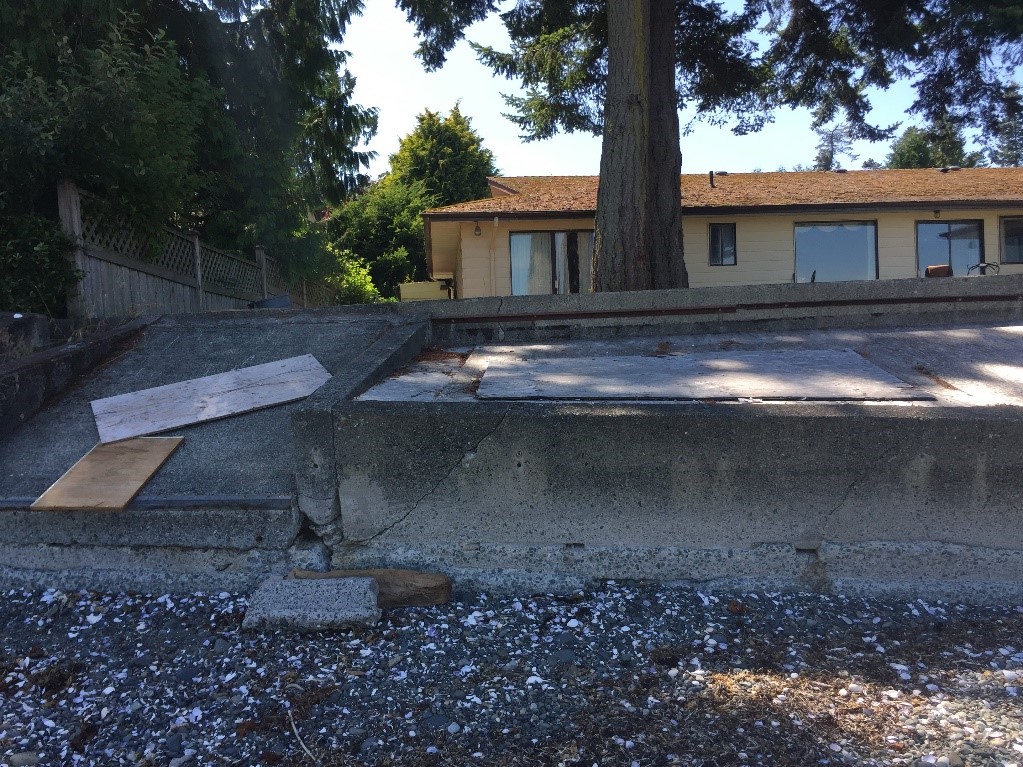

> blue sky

[{"left": 343, "top": 3, "right": 938, "bottom": 179}]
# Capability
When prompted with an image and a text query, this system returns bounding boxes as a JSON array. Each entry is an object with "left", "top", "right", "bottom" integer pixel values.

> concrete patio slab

[{"left": 475, "top": 347, "right": 931, "bottom": 401}]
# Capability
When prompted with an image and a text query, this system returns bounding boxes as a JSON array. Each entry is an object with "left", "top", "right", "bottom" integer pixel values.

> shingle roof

[{"left": 424, "top": 168, "right": 1023, "bottom": 218}]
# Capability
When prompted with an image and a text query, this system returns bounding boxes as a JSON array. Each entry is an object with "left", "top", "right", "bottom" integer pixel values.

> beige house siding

[{"left": 439, "top": 207, "right": 1023, "bottom": 298}]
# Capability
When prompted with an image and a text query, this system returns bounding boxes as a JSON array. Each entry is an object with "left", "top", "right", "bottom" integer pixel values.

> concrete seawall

[
  {"left": 287, "top": 276, "right": 1023, "bottom": 602},
  {"left": 327, "top": 401, "right": 1023, "bottom": 601}
]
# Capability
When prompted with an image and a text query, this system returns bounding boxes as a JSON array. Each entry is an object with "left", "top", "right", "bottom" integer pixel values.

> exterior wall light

[{"left": 474, "top": 221, "right": 482, "bottom": 236}]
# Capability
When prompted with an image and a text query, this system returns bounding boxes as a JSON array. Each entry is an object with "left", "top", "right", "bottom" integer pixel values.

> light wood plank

[
  {"left": 91, "top": 354, "right": 332, "bottom": 443},
  {"left": 31, "top": 437, "right": 183, "bottom": 510}
]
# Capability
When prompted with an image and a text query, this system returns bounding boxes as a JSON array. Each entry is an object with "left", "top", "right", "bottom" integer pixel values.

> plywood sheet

[
  {"left": 476, "top": 348, "right": 933, "bottom": 401},
  {"left": 91, "top": 354, "right": 331, "bottom": 443},
  {"left": 31, "top": 437, "right": 183, "bottom": 510}
]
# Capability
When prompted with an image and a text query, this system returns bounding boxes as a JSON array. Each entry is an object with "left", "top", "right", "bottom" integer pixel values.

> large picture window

[
  {"left": 709, "top": 223, "right": 737, "bottom": 265},
  {"left": 916, "top": 220, "right": 984, "bottom": 276},
  {"left": 1002, "top": 217, "right": 1023, "bottom": 264},
  {"left": 794, "top": 222, "right": 878, "bottom": 283},
  {"left": 510, "top": 231, "right": 594, "bottom": 295}
]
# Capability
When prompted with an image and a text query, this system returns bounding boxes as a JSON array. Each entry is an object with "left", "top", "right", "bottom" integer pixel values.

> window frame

[
  {"left": 1000, "top": 216, "right": 1023, "bottom": 264},
  {"left": 708, "top": 222, "right": 737, "bottom": 266},
  {"left": 914, "top": 219, "right": 986, "bottom": 277},
  {"left": 793, "top": 220, "right": 879, "bottom": 283}
]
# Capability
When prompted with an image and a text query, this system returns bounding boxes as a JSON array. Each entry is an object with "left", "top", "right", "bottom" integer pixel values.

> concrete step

[
  {"left": 0, "top": 497, "right": 301, "bottom": 549},
  {"left": 242, "top": 576, "right": 380, "bottom": 631},
  {"left": 0, "top": 498, "right": 328, "bottom": 593}
]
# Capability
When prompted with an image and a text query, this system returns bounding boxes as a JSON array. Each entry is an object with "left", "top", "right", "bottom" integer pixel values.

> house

[{"left": 421, "top": 168, "right": 1023, "bottom": 299}]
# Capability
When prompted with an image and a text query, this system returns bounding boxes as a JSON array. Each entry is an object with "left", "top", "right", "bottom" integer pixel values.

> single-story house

[{"left": 421, "top": 168, "right": 1023, "bottom": 299}]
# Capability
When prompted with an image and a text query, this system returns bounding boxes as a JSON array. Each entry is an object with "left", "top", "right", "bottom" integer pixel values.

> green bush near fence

[{"left": 0, "top": 215, "right": 79, "bottom": 316}]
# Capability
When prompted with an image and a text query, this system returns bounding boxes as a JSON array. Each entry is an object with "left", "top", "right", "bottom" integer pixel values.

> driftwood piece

[{"left": 290, "top": 568, "right": 452, "bottom": 608}]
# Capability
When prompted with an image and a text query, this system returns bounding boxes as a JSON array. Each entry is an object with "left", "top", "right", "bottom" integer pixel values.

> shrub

[{"left": 0, "top": 214, "right": 79, "bottom": 316}]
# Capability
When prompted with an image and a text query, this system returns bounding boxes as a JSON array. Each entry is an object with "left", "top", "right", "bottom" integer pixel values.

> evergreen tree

[
  {"left": 887, "top": 122, "right": 985, "bottom": 168},
  {"left": 328, "top": 105, "right": 497, "bottom": 298},
  {"left": 389, "top": 105, "right": 498, "bottom": 205},
  {"left": 988, "top": 88, "right": 1023, "bottom": 166},
  {"left": 813, "top": 124, "right": 858, "bottom": 171}
]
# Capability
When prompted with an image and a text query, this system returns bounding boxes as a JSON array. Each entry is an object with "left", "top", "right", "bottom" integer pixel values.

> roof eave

[{"left": 423, "top": 209, "right": 597, "bottom": 221}]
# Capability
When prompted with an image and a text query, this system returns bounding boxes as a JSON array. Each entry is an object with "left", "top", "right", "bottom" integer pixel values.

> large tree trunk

[{"left": 594, "top": 0, "right": 687, "bottom": 291}]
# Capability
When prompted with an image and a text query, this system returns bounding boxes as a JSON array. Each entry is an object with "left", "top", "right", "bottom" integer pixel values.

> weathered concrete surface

[
  {"left": 0, "top": 307, "right": 427, "bottom": 594},
  {"left": 0, "top": 543, "right": 288, "bottom": 593},
  {"left": 0, "top": 502, "right": 301, "bottom": 549},
  {"left": 0, "top": 309, "right": 426, "bottom": 502},
  {"left": 0, "top": 315, "right": 156, "bottom": 439},
  {"left": 333, "top": 399, "right": 1023, "bottom": 601},
  {"left": 293, "top": 321, "right": 429, "bottom": 541},
  {"left": 242, "top": 576, "right": 380, "bottom": 630},
  {"left": 476, "top": 348, "right": 931, "bottom": 401}
]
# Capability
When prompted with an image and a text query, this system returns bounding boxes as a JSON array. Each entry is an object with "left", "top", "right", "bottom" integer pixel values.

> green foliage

[
  {"left": 369, "top": 248, "right": 417, "bottom": 298},
  {"left": 326, "top": 105, "right": 496, "bottom": 298},
  {"left": 987, "top": 89, "right": 1023, "bottom": 166},
  {"left": 327, "top": 178, "right": 437, "bottom": 297},
  {"left": 0, "top": 16, "right": 207, "bottom": 226},
  {"left": 0, "top": 0, "right": 378, "bottom": 290},
  {"left": 0, "top": 215, "right": 78, "bottom": 315},
  {"left": 326, "top": 247, "right": 382, "bottom": 305},
  {"left": 887, "top": 122, "right": 985, "bottom": 168},
  {"left": 389, "top": 106, "right": 497, "bottom": 205}
]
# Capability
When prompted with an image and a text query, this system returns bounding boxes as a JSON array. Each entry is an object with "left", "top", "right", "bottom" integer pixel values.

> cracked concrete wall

[
  {"left": 292, "top": 320, "right": 430, "bottom": 546},
  {"left": 331, "top": 400, "right": 1023, "bottom": 600}
]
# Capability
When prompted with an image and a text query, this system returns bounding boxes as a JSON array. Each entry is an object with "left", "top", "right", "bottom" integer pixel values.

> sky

[{"left": 342, "top": 4, "right": 938, "bottom": 180}]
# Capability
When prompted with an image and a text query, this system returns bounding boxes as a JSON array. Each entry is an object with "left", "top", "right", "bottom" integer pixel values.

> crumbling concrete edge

[
  {"left": 0, "top": 314, "right": 159, "bottom": 439},
  {"left": 292, "top": 318, "right": 430, "bottom": 548},
  {"left": 335, "top": 539, "right": 1023, "bottom": 606}
]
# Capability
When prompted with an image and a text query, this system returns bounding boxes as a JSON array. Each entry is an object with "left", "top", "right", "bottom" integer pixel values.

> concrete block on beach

[{"left": 242, "top": 576, "right": 380, "bottom": 631}]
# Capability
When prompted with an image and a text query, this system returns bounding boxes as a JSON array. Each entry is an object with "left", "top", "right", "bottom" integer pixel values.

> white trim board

[{"left": 91, "top": 354, "right": 331, "bottom": 443}]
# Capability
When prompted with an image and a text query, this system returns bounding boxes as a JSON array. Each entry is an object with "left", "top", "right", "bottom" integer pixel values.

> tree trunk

[{"left": 594, "top": 0, "right": 687, "bottom": 291}]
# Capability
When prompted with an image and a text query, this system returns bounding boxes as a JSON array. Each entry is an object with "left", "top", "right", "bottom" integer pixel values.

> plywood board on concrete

[
  {"left": 476, "top": 348, "right": 933, "bottom": 401},
  {"left": 91, "top": 354, "right": 331, "bottom": 443},
  {"left": 31, "top": 437, "right": 183, "bottom": 510}
]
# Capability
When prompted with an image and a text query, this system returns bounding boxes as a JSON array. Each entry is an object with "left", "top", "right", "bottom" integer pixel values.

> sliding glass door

[{"left": 510, "top": 231, "right": 594, "bottom": 295}]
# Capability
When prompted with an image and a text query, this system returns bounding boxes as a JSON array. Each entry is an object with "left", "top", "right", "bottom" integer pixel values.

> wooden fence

[{"left": 57, "top": 181, "right": 336, "bottom": 319}]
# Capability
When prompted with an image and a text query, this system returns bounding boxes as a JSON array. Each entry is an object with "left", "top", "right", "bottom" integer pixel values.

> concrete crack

[
  {"left": 820, "top": 469, "right": 869, "bottom": 531},
  {"left": 353, "top": 410, "right": 511, "bottom": 545}
]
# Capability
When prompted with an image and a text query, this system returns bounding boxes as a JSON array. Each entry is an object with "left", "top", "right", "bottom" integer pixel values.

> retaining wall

[{"left": 293, "top": 275, "right": 1023, "bottom": 601}]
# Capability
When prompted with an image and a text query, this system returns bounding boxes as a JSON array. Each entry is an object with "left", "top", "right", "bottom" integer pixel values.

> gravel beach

[{"left": 1, "top": 584, "right": 1021, "bottom": 767}]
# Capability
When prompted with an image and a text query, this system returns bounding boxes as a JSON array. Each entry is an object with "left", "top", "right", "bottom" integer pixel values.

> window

[
  {"left": 916, "top": 220, "right": 984, "bottom": 277},
  {"left": 1002, "top": 217, "right": 1023, "bottom": 264},
  {"left": 794, "top": 222, "right": 878, "bottom": 283},
  {"left": 510, "top": 231, "right": 594, "bottom": 295},
  {"left": 709, "top": 223, "right": 737, "bottom": 265}
]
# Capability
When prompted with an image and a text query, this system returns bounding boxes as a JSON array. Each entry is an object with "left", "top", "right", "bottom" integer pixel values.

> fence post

[
  {"left": 192, "top": 232, "right": 205, "bottom": 312},
  {"left": 302, "top": 280, "right": 308, "bottom": 308},
  {"left": 254, "top": 246, "right": 268, "bottom": 299},
  {"left": 57, "top": 179, "right": 88, "bottom": 319}
]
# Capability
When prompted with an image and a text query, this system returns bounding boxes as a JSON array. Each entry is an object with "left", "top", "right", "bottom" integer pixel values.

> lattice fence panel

[
  {"left": 81, "top": 195, "right": 154, "bottom": 262},
  {"left": 266, "top": 258, "right": 288, "bottom": 294},
  {"left": 302, "top": 281, "right": 337, "bottom": 307},
  {"left": 201, "top": 245, "right": 261, "bottom": 295},
  {"left": 157, "top": 231, "right": 196, "bottom": 277}
]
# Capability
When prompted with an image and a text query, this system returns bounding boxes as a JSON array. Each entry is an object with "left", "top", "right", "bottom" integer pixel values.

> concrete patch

[
  {"left": 242, "top": 576, "right": 380, "bottom": 631},
  {"left": 477, "top": 348, "right": 930, "bottom": 401}
]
